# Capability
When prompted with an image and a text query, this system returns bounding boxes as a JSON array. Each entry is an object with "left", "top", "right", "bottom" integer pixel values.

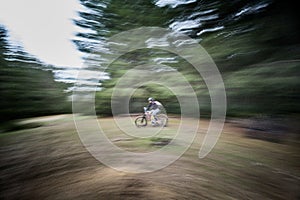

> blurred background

[
  {"left": 0, "top": 0, "right": 299, "bottom": 199},
  {"left": 1, "top": 0, "right": 299, "bottom": 123}
]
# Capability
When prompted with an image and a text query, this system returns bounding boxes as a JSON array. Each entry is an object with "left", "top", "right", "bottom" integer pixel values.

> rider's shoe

[{"left": 151, "top": 121, "right": 158, "bottom": 127}]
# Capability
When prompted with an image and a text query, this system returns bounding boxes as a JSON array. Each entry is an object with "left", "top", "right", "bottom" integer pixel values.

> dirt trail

[{"left": 0, "top": 115, "right": 299, "bottom": 199}]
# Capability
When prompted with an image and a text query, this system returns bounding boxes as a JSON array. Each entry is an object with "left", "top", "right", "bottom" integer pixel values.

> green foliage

[
  {"left": 0, "top": 66, "right": 71, "bottom": 121},
  {"left": 0, "top": 26, "right": 71, "bottom": 123},
  {"left": 95, "top": 49, "right": 203, "bottom": 115},
  {"left": 225, "top": 61, "right": 300, "bottom": 116},
  {"left": 75, "top": 0, "right": 300, "bottom": 117}
]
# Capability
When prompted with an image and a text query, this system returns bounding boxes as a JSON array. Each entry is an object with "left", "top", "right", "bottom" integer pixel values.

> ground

[{"left": 0, "top": 115, "right": 299, "bottom": 199}]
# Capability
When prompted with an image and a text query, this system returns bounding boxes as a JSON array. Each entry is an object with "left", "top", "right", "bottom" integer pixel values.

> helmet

[{"left": 148, "top": 97, "right": 154, "bottom": 101}]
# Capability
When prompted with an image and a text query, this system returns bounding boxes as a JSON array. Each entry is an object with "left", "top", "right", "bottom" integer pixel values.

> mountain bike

[{"left": 135, "top": 107, "right": 168, "bottom": 127}]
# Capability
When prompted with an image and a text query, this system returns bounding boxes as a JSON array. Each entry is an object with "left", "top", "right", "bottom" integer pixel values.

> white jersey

[
  {"left": 154, "top": 101, "right": 162, "bottom": 106},
  {"left": 154, "top": 101, "right": 164, "bottom": 110}
]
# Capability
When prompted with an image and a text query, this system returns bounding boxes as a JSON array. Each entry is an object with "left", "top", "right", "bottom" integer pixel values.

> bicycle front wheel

[{"left": 135, "top": 116, "right": 147, "bottom": 127}]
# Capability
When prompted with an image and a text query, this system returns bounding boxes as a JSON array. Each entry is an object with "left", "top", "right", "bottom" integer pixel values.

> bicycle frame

[{"left": 135, "top": 107, "right": 168, "bottom": 127}]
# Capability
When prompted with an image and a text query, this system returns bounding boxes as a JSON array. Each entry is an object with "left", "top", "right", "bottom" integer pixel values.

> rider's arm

[{"left": 146, "top": 103, "right": 152, "bottom": 111}]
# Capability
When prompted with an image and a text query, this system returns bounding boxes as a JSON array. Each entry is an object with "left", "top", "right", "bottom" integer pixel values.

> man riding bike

[{"left": 146, "top": 97, "right": 162, "bottom": 126}]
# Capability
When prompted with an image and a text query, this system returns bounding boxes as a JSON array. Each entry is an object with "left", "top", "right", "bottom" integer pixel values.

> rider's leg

[{"left": 151, "top": 108, "right": 160, "bottom": 125}]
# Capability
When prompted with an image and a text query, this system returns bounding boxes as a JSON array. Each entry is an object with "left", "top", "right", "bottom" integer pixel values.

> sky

[{"left": 0, "top": 0, "right": 84, "bottom": 67}]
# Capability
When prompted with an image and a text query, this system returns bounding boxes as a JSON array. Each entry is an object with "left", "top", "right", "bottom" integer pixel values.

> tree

[
  {"left": 74, "top": 0, "right": 300, "bottom": 116},
  {"left": 0, "top": 25, "right": 71, "bottom": 123}
]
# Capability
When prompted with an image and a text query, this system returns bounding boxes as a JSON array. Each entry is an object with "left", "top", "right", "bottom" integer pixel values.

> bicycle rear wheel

[{"left": 135, "top": 116, "right": 147, "bottom": 127}]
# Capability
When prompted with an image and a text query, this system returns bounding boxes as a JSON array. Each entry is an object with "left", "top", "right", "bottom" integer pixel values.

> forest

[
  {"left": 0, "top": 1, "right": 299, "bottom": 199},
  {"left": 1, "top": 0, "right": 299, "bottom": 122}
]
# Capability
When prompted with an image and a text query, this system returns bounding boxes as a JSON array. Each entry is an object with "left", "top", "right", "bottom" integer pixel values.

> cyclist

[{"left": 146, "top": 97, "right": 161, "bottom": 126}]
